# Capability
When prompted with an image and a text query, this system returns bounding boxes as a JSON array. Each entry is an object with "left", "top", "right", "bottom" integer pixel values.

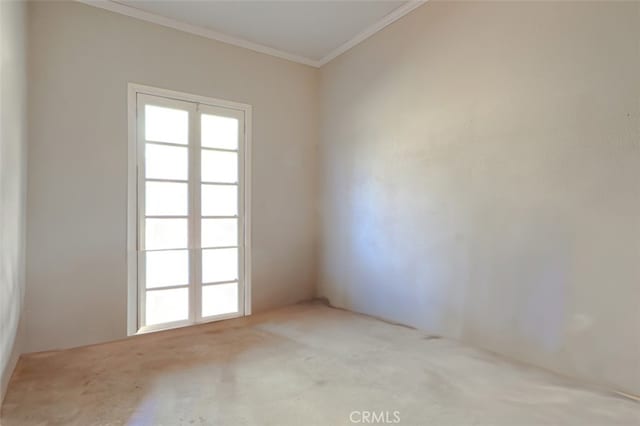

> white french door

[{"left": 133, "top": 89, "right": 249, "bottom": 333}]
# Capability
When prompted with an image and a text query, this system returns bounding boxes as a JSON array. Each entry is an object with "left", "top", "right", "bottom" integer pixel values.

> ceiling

[{"left": 86, "top": 1, "right": 422, "bottom": 67}]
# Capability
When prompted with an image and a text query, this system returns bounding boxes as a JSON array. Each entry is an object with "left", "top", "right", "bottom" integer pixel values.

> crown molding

[
  {"left": 318, "top": 1, "right": 425, "bottom": 66},
  {"left": 76, "top": 0, "right": 322, "bottom": 67},
  {"left": 76, "top": 0, "right": 426, "bottom": 69}
]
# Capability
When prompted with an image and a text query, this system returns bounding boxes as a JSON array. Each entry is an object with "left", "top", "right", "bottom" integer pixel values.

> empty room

[{"left": 1, "top": 0, "right": 639, "bottom": 424}]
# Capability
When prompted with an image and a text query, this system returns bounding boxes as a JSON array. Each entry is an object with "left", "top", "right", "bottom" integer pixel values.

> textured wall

[
  {"left": 25, "top": 1, "right": 318, "bottom": 352},
  {"left": 0, "top": 0, "right": 28, "bottom": 401},
  {"left": 318, "top": 1, "right": 640, "bottom": 395}
]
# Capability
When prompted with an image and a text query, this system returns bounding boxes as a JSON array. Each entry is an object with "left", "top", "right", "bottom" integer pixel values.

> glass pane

[
  {"left": 202, "top": 283, "right": 238, "bottom": 317},
  {"left": 145, "top": 181, "right": 188, "bottom": 216},
  {"left": 202, "top": 185, "right": 237, "bottom": 216},
  {"left": 202, "top": 248, "right": 238, "bottom": 283},
  {"left": 145, "top": 144, "right": 188, "bottom": 180},
  {"left": 201, "top": 114, "right": 238, "bottom": 150},
  {"left": 146, "top": 287, "right": 189, "bottom": 326},
  {"left": 145, "top": 105, "right": 188, "bottom": 145},
  {"left": 202, "top": 218, "right": 237, "bottom": 248},
  {"left": 146, "top": 250, "right": 189, "bottom": 288},
  {"left": 145, "top": 218, "right": 188, "bottom": 250},
  {"left": 201, "top": 150, "right": 238, "bottom": 183}
]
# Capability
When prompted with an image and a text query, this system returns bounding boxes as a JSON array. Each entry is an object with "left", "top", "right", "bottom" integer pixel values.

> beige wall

[
  {"left": 318, "top": 1, "right": 640, "bottom": 395},
  {"left": 25, "top": 1, "right": 318, "bottom": 352},
  {"left": 0, "top": 0, "right": 28, "bottom": 401}
]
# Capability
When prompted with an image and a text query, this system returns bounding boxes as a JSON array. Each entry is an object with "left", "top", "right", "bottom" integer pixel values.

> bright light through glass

[
  {"left": 146, "top": 287, "right": 189, "bottom": 325},
  {"left": 146, "top": 143, "right": 188, "bottom": 180},
  {"left": 201, "top": 184, "right": 237, "bottom": 216},
  {"left": 145, "top": 105, "right": 188, "bottom": 145},
  {"left": 146, "top": 181, "right": 188, "bottom": 216},
  {"left": 201, "top": 150, "right": 237, "bottom": 183},
  {"left": 202, "top": 248, "right": 238, "bottom": 283},
  {"left": 146, "top": 250, "right": 189, "bottom": 288},
  {"left": 202, "top": 283, "right": 238, "bottom": 317},
  {"left": 202, "top": 218, "right": 237, "bottom": 248},
  {"left": 201, "top": 114, "right": 238, "bottom": 150},
  {"left": 145, "top": 218, "right": 188, "bottom": 250}
]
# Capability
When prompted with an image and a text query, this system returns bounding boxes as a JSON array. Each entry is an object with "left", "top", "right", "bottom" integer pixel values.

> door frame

[{"left": 126, "top": 83, "right": 252, "bottom": 335}]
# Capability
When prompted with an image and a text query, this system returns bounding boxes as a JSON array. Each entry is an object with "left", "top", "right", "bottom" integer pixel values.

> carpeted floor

[{"left": 1, "top": 303, "right": 638, "bottom": 425}]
